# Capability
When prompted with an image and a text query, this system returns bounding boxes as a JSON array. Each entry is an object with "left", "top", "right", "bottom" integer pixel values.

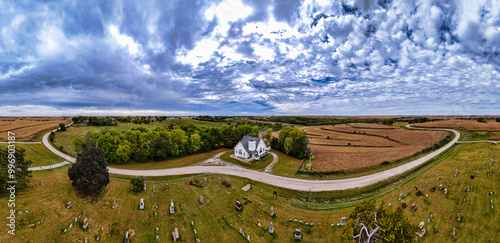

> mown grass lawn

[
  {"left": 0, "top": 143, "right": 65, "bottom": 167},
  {"left": 109, "top": 148, "right": 230, "bottom": 170},
  {"left": 219, "top": 151, "right": 274, "bottom": 170},
  {"left": 0, "top": 136, "right": 498, "bottom": 242}
]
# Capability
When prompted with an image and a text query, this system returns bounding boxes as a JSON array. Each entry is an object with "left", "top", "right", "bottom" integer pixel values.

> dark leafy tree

[
  {"left": 67, "top": 147, "right": 110, "bottom": 196},
  {"left": 59, "top": 123, "right": 67, "bottom": 131},
  {"left": 130, "top": 176, "right": 145, "bottom": 192},
  {"left": 0, "top": 148, "right": 33, "bottom": 193}
]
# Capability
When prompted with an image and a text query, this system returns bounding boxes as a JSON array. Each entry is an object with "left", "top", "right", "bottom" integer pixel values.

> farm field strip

[
  {"left": 416, "top": 120, "right": 500, "bottom": 131},
  {"left": 303, "top": 124, "right": 448, "bottom": 171}
]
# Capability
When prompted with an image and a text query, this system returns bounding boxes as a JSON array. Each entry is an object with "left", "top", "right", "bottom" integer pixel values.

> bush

[
  {"left": 221, "top": 180, "right": 231, "bottom": 187},
  {"left": 130, "top": 176, "right": 145, "bottom": 192},
  {"left": 381, "top": 161, "right": 390, "bottom": 165},
  {"left": 416, "top": 190, "right": 423, "bottom": 196},
  {"left": 401, "top": 203, "right": 407, "bottom": 209},
  {"left": 430, "top": 186, "right": 437, "bottom": 192},
  {"left": 190, "top": 179, "right": 203, "bottom": 187},
  {"left": 59, "top": 123, "right": 66, "bottom": 131}
]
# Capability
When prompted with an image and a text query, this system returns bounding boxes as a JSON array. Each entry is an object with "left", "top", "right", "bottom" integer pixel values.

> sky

[{"left": 1, "top": 0, "right": 500, "bottom": 116}]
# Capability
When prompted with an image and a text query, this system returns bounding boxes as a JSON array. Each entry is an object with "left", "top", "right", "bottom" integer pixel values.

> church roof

[{"left": 237, "top": 136, "right": 263, "bottom": 155}]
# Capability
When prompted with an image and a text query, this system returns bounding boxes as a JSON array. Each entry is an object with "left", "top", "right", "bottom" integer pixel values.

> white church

[{"left": 233, "top": 136, "right": 270, "bottom": 160}]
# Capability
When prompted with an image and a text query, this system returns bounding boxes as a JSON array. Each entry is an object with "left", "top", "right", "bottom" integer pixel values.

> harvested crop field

[
  {"left": 0, "top": 117, "right": 70, "bottom": 141},
  {"left": 415, "top": 120, "right": 500, "bottom": 131},
  {"left": 303, "top": 124, "right": 448, "bottom": 171}
]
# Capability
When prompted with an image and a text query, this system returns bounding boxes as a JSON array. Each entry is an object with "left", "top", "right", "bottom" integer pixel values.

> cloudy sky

[{"left": 1, "top": 0, "right": 500, "bottom": 116}]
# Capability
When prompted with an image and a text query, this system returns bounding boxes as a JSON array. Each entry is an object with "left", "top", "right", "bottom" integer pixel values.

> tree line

[{"left": 256, "top": 116, "right": 438, "bottom": 126}]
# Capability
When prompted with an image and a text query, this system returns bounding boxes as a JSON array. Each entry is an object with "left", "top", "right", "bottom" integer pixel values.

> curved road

[{"left": 41, "top": 127, "right": 460, "bottom": 192}]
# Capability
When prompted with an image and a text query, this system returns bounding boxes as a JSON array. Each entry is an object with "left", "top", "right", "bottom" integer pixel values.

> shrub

[
  {"left": 381, "top": 161, "right": 390, "bottom": 165},
  {"left": 189, "top": 179, "right": 203, "bottom": 187},
  {"left": 416, "top": 190, "right": 423, "bottom": 196},
  {"left": 401, "top": 203, "right": 407, "bottom": 209},
  {"left": 130, "top": 176, "right": 145, "bottom": 192},
  {"left": 221, "top": 180, "right": 231, "bottom": 187},
  {"left": 430, "top": 186, "right": 437, "bottom": 192}
]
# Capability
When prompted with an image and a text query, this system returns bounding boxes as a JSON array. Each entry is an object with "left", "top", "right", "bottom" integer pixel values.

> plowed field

[
  {"left": 303, "top": 124, "right": 448, "bottom": 171},
  {"left": 0, "top": 117, "right": 70, "bottom": 141},
  {"left": 415, "top": 120, "right": 500, "bottom": 131}
]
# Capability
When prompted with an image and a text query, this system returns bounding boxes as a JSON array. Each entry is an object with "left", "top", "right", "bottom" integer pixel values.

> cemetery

[{"left": 0, "top": 131, "right": 498, "bottom": 242}]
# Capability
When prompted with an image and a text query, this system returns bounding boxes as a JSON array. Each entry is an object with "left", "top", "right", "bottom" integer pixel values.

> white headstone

[
  {"left": 139, "top": 198, "right": 144, "bottom": 210},
  {"left": 200, "top": 195, "right": 204, "bottom": 204},
  {"left": 69, "top": 223, "right": 72, "bottom": 228},
  {"left": 40, "top": 180, "right": 44, "bottom": 186},
  {"left": 75, "top": 217, "right": 78, "bottom": 223},
  {"left": 247, "top": 234, "right": 250, "bottom": 241},
  {"left": 269, "top": 222, "right": 274, "bottom": 234},
  {"left": 143, "top": 182, "right": 146, "bottom": 191},
  {"left": 341, "top": 217, "right": 346, "bottom": 226},
  {"left": 270, "top": 206, "right": 274, "bottom": 216},
  {"left": 239, "top": 228, "right": 243, "bottom": 235},
  {"left": 170, "top": 198, "right": 175, "bottom": 214}
]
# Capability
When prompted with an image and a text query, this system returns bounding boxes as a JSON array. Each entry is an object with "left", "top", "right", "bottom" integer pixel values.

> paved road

[
  {"left": 28, "top": 161, "right": 71, "bottom": 171},
  {"left": 0, "top": 142, "right": 42, "bottom": 144},
  {"left": 456, "top": 140, "right": 497, "bottom": 144},
  {"left": 41, "top": 127, "right": 460, "bottom": 192}
]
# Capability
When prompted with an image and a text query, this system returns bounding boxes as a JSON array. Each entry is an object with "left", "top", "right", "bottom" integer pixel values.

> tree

[
  {"left": 59, "top": 123, "right": 67, "bottom": 131},
  {"left": 263, "top": 128, "right": 273, "bottom": 143},
  {"left": 72, "top": 137, "right": 87, "bottom": 154},
  {"left": 0, "top": 147, "right": 33, "bottom": 193},
  {"left": 130, "top": 176, "right": 145, "bottom": 192},
  {"left": 341, "top": 200, "right": 418, "bottom": 243},
  {"left": 67, "top": 147, "right": 110, "bottom": 196}
]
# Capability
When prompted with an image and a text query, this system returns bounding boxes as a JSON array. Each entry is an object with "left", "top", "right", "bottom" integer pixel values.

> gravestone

[
  {"left": 300, "top": 220, "right": 303, "bottom": 224},
  {"left": 388, "top": 203, "right": 391, "bottom": 206},
  {"left": 411, "top": 203, "right": 417, "bottom": 211},
  {"left": 82, "top": 218, "right": 88, "bottom": 229},
  {"left": 204, "top": 177, "right": 207, "bottom": 182},
  {"left": 64, "top": 229, "right": 67, "bottom": 233},
  {"left": 96, "top": 236, "right": 100, "bottom": 242},
  {"left": 269, "top": 222, "right": 274, "bottom": 234},
  {"left": 258, "top": 221, "right": 261, "bottom": 226},
  {"left": 444, "top": 188, "right": 448, "bottom": 195},
  {"left": 439, "top": 184, "right": 443, "bottom": 190},
  {"left": 139, "top": 198, "right": 144, "bottom": 210},
  {"left": 270, "top": 206, "right": 274, "bottom": 216},
  {"left": 457, "top": 213, "right": 461, "bottom": 221},
  {"left": 166, "top": 183, "right": 169, "bottom": 189},
  {"left": 125, "top": 232, "right": 129, "bottom": 242},
  {"left": 66, "top": 201, "right": 73, "bottom": 209},
  {"left": 191, "top": 221, "right": 194, "bottom": 226},
  {"left": 200, "top": 195, "right": 204, "bottom": 204},
  {"left": 40, "top": 180, "right": 44, "bottom": 186},
  {"left": 143, "top": 182, "right": 146, "bottom": 191},
  {"left": 398, "top": 193, "right": 404, "bottom": 201},
  {"left": 156, "top": 235, "right": 159, "bottom": 240},
  {"left": 69, "top": 223, "right": 72, "bottom": 229},
  {"left": 341, "top": 217, "right": 346, "bottom": 226},
  {"left": 310, "top": 223, "right": 314, "bottom": 226},
  {"left": 239, "top": 228, "right": 243, "bottom": 235},
  {"left": 170, "top": 199, "right": 175, "bottom": 214},
  {"left": 452, "top": 227, "right": 456, "bottom": 240},
  {"left": 247, "top": 234, "right": 250, "bottom": 241},
  {"left": 154, "top": 212, "right": 157, "bottom": 217},
  {"left": 306, "top": 223, "right": 309, "bottom": 226}
]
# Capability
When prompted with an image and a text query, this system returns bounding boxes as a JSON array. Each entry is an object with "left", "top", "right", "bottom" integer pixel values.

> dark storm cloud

[{"left": 1, "top": 0, "right": 499, "bottom": 115}]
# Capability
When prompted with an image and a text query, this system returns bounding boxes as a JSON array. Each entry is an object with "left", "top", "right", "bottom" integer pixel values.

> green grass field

[
  {"left": 1, "top": 140, "right": 497, "bottom": 242},
  {"left": 109, "top": 148, "right": 229, "bottom": 170},
  {"left": 219, "top": 151, "right": 274, "bottom": 170},
  {"left": 0, "top": 143, "right": 65, "bottom": 167},
  {"left": 1, "top": 129, "right": 498, "bottom": 242}
]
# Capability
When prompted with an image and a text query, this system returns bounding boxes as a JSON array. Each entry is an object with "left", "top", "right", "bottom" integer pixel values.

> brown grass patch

[
  {"left": 415, "top": 119, "right": 500, "bottom": 131},
  {"left": 303, "top": 124, "right": 448, "bottom": 171},
  {"left": 0, "top": 117, "right": 70, "bottom": 140}
]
